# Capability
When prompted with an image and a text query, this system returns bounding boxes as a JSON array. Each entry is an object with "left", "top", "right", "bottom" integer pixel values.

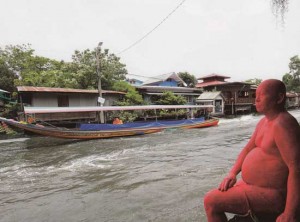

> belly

[{"left": 241, "top": 147, "right": 288, "bottom": 189}]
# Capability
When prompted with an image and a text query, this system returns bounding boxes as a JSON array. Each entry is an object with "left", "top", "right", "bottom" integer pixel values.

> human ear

[{"left": 277, "top": 93, "right": 285, "bottom": 104}]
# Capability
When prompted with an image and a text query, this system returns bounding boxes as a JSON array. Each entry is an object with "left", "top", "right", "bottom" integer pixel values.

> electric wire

[{"left": 117, "top": 0, "right": 187, "bottom": 55}]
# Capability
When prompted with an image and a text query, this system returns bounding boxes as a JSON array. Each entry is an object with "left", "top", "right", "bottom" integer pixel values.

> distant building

[
  {"left": 136, "top": 85, "right": 202, "bottom": 105},
  {"left": 286, "top": 92, "right": 300, "bottom": 109},
  {"left": 196, "top": 91, "right": 225, "bottom": 116},
  {"left": 142, "top": 72, "right": 187, "bottom": 87},
  {"left": 17, "top": 86, "right": 125, "bottom": 123},
  {"left": 126, "top": 78, "right": 143, "bottom": 86},
  {"left": 196, "top": 74, "right": 256, "bottom": 115},
  {"left": 133, "top": 72, "right": 202, "bottom": 105}
]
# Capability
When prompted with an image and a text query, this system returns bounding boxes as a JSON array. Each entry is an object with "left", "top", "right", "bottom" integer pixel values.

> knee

[{"left": 203, "top": 190, "right": 219, "bottom": 212}]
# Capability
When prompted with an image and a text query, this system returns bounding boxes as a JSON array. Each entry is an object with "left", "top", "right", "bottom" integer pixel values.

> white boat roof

[{"left": 24, "top": 105, "right": 213, "bottom": 114}]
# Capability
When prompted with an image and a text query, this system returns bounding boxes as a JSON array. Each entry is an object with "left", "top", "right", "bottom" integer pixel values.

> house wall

[
  {"left": 196, "top": 95, "right": 224, "bottom": 114},
  {"left": 32, "top": 94, "right": 58, "bottom": 106},
  {"left": 70, "top": 94, "right": 97, "bottom": 106},
  {"left": 203, "top": 84, "right": 256, "bottom": 115},
  {"left": 31, "top": 93, "right": 98, "bottom": 107},
  {"left": 158, "top": 80, "right": 178, "bottom": 87},
  {"left": 21, "top": 92, "right": 123, "bottom": 123}
]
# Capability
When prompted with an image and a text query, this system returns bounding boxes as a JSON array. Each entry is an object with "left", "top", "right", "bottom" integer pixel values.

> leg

[
  {"left": 240, "top": 183, "right": 285, "bottom": 217},
  {"left": 204, "top": 186, "right": 250, "bottom": 222},
  {"left": 204, "top": 180, "right": 286, "bottom": 222}
]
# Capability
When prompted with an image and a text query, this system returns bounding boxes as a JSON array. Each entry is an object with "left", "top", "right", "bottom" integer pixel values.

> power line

[
  {"left": 126, "top": 72, "right": 174, "bottom": 81},
  {"left": 117, "top": 0, "right": 187, "bottom": 55}
]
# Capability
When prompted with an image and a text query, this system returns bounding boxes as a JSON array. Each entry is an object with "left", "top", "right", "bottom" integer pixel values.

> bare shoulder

[
  {"left": 273, "top": 112, "right": 300, "bottom": 139},
  {"left": 275, "top": 112, "right": 300, "bottom": 128}
]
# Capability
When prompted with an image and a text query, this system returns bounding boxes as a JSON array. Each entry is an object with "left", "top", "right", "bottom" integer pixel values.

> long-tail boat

[
  {"left": 0, "top": 117, "right": 162, "bottom": 139},
  {"left": 0, "top": 105, "right": 218, "bottom": 139}
]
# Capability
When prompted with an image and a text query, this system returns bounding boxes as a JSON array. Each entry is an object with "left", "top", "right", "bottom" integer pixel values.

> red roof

[
  {"left": 195, "top": 81, "right": 227, "bottom": 88},
  {"left": 17, "top": 86, "right": 125, "bottom": 94},
  {"left": 197, "top": 74, "right": 230, "bottom": 80}
]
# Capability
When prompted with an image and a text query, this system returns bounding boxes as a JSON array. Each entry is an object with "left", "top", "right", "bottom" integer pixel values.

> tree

[
  {"left": 71, "top": 48, "right": 127, "bottom": 90},
  {"left": 178, "top": 72, "right": 197, "bottom": 88},
  {"left": 0, "top": 44, "right": 68, "bottom": 88},
  {"left": 0, "top": 44, "right": 128, "bottom": 91},
  {"left": 0, "top": 58, "right": 18, "bottom": 92},
  {"left": 244, "top": 78, "right": 262, "bottom": 86},
  {"left": 112, "top": 81, "right": 144, "bottom": 105},
  {"left": 155, "top": 91, "right": 186, "bottom": 105},
  {"left": 282, "top": 55, "right": 300, "bottom": 92}
]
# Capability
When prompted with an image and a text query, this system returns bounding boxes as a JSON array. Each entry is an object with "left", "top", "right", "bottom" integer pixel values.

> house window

[
  {"left": 58, "top": 95, "right": 69, "bottom": 107},
  {"left": 238, "top": 91, "right": 249, "bottom": 98}
]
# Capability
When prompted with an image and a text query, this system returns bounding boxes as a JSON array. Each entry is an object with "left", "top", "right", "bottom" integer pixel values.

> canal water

[{"left": 1, "top": 110, "right": 300, "bottom": 222}]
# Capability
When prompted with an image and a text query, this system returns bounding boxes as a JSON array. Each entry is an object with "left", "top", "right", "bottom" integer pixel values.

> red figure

[{"left": 204, "top": 79, "right": 300, "bottom": 222}]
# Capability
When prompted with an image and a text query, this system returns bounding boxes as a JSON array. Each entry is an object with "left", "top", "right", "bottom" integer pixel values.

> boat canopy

[
  {"left": 24, "top": 105, "right": 213, "bottom": 114},
  {"left": 79, "top": 117, "right": 206, "bottom": 131}
]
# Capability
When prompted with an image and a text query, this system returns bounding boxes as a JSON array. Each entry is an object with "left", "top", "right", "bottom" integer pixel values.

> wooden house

[
  {"left": 136, "top": 85, "right": 202, "bottom": 105},
  {"left": 196, "top": 91, "right": 225, "bottom": 116},
  {"left": 142, "top": 72, "right": 187, "bottom": 87},
  {"left": 135, "top": 72, "right": 202, "bottom": 105},
  {"left": 196, "top": 74, "right": 256, "bottom": 115},
  {"left": 286, "top": 92, "right": 300, "bottom": 109},
  {"left": 17, "top": 86, "right": 125, "bottom": 123}
]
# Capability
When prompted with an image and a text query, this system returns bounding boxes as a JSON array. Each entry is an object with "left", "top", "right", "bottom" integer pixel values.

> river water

[{"left": 1, "top": 110, "right": 300, "bottom": 222}]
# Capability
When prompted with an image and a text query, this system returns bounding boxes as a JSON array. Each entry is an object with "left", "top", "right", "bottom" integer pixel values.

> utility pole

[{"left": 96, "top": 42, "right": 105, "bottom": 123}]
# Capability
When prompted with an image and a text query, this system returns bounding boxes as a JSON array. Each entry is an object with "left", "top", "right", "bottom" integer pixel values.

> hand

[
  {"left": 276, "top": 213, "right": 298, "bottom": 222},
  {"left": 218, "top": 174, "right": 236, "bottom": 192}
]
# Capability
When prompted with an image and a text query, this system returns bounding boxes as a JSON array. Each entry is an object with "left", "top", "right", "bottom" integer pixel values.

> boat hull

[
  {"left": 0, "top": 118, "right": 162, "bottom": 139},
  {"left": 0, "top": 117, "right": 219, "bottom": 140}
]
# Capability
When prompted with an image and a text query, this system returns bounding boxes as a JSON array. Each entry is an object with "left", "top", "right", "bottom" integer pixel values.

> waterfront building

[
  {"left": 196, "top": 74, "right": 257, "bottom": 115},
  {"left": 135, "top": 72, "right": 202, "bottom": 105},
  {"left": 16, "top": 86, "right": 125, "bottom": 123}
]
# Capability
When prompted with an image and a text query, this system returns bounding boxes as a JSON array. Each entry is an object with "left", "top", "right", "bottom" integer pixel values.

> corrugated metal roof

[
  {"left": 196, "top": 81, "right": 226, "bottom": 88},
  {"left": 145, "top": 92, "right": 201, "bottom": 96},
  {"left": 196, "top": 81, "right": 253, "bottom": 88},
  {"left": 136, "top": 85, "right": 202, "bottom": 93},
  {"left": 197, "top": 92, "right": 222, "bottom": 100},
  {"left": 0, "top": 89, "right": 10, "bottom": 93},
  {"left": 142, "top": 72, "right": 186, "bottom": 86},
  {"left": 17, "top": 86, "right": 125, "bottom": 94},
  {"left": 197, "top": 73, "right": 230, "bottom": 80}
]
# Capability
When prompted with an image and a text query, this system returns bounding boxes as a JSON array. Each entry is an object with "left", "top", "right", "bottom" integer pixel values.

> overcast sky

[{"left": 1, "top": 0, "right": 299, "bottom": 82}]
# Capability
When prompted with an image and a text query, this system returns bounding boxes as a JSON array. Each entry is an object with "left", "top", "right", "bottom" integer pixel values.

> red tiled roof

[
  {"left": 17, "top": 86, "right": 125, "bottom": 94},
  {"left": 196, "top": 81, "right": 254, "bottom": 88},
  {"left": 197, "top": 73, "right": 230, "bottom": 80},
  {"left": 195, "top": 81, "right": 227, "bottom": 88}
]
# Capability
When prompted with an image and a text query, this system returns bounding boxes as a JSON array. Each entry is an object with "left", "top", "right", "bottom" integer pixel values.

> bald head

[
  {"left": 255, "top": 79, "right": 286, "bottom": 113},
  {"left": 259, "top": 79, "right": 286, "bottom": 98}
]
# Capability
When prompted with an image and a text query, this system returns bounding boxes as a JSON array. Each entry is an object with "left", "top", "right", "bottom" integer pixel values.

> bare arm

[
  {"left": 218, "top": 119, "right": 261, "bottom": 191},
  {"left": 275, "top": 115, "right": 300, "bottom": 221}
]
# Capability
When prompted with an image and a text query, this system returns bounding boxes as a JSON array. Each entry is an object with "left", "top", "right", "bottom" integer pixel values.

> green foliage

[
  {"left": 111, "top": 81, "right": 144, "bottom": 121},
  {"left": 71, "top": 49, "right": 127, "bottom": 90},
  {"left": 282, "top": 55, "right": 300, "bottom": 92},
  {"left": 0, "top": 44, "right": 128, "bottom": 91},
  {"left": 119, "top": 111, "right": 139, "bottom": 122},
  {"left": 155, "top": 91, "right": 187, "bottom": 105},
  {"left": 0, "top": 58, "right": 18, "bottom": 92},
  {"left": 113, "top": 81, "right": 144, "bottom": 105},
  {"left": 112, "top": 81, "right": 134, "bottom": 92},
  {"left": 0, "top": 102, "right": 21, "bottom": 119},
  {"left": 178, "top": 72, "right": 197, "bottom": 88},
  {"left": 244, "top": 78, "right": 262, "bottom": 86},
  {"left": 158, "top": 108, "right": 186, "bottom": 119}
]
